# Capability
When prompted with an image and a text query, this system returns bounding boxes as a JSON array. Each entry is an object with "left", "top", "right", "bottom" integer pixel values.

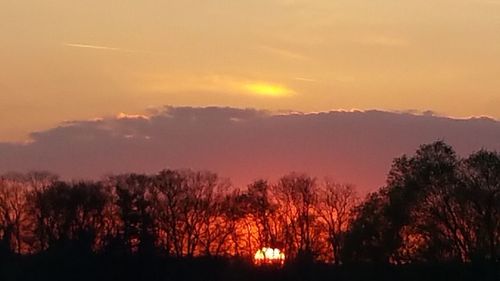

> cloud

[
  {"left": 1, "top": 106, "right": 499, "bottom": 193},
  {"left": 116, "top": 112, "right": 150, "bottom": 120}
]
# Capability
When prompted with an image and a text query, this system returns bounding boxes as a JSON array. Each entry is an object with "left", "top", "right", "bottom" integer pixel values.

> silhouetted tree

[
  {"left": 0, "top": 174, "right": 30, "bottom": 255},
  {"left": 316, "top": 181, "right": 358, "bottom": 264},
  {"left": 29, "top": 181, "right": 108, "bottom": 254},
  {"left": 151, "top": 170, "right": 232, "bottom": 257},
  {"left": 343, "top": 141, "right": 500, "bottom": 264},
  {"left": 274, "top": 173, "right": 319, "bottom": 261},
  {"left": 342, "top": 191, "right": 390, "bottom": 263},
  {"left": 0, "top": 172, "right": 59, "bottom": 254},
  {"left": 460, "top": 150, "right": 500, "bottom": 262},
  {"left": 151, "top": 169, "right": 185, "bottom": 257},
  {"left": 113, "top": 174, "right": 155, "bottom": 255},
  {"left": 246, "top": 179, "right": 279, "bottom": 248}
]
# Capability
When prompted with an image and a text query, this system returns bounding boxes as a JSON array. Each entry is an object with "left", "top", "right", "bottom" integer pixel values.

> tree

[
  {"left": 246, "top": 179, "right": 278, "bottom": 248},
  {"left": 274, "top": 173, "right": 318, "bottom": 261},
  {"left": 29, "top": 181, "right": 109, "bottom": 253},
  {"left": 152, "top": 169, "right": 186, "bottom": 257},
  {"left": 316, "top": 181, "right": 358, "bottom": 264},
  {"left": 343, "top": 141, "right": 465, "bottom": 263},
  {"left": 401, "top": 141, "right": 468, "bottom": 262},
  {"left": 113, "top": 174, "right": 155, "bottom": 255},
  {"left": 0, "top": 172, "right": 58, "bottom": 254},
  {"left": 342, "top": 191, "right": 391, "bottom": 263},
  {"left": 152, "top": 170, "right": 231, "bottom": 257},
  {"left": 460, "top": 150, "right": 500, "bottom": 262},
  {"left": 0, "top": 174, "right": 30, "bottom": 254}
]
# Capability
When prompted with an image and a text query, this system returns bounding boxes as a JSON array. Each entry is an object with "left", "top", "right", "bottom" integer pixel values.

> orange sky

[{"left": 1, "top": 0, "right": 500, "bottom": 141}]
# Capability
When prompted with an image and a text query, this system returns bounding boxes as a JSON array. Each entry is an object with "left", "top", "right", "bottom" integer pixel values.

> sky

[{"left": 1, "top": 0, "right": 500, "bottom": 142}]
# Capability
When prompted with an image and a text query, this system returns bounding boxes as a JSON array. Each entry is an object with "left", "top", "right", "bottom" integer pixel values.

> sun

[
  {"left": 243, "top": 83, "right": 293, "bottom": 97},
  {"left": 254, "top": 247, "right": 285, "bottom": 266}
]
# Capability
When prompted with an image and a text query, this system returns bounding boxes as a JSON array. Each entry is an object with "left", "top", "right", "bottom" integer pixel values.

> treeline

[{"left": 0, "top": 141, "right": 499, "bottom": 265}]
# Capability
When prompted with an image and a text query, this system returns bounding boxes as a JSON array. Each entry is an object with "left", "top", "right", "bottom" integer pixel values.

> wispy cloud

[
  {"left": 63, "top": 43, "right": 125, "bottom": 51},
  {"left": 294, "top": 77, "right": 317, "bottom": 82},
  {"left": 62, "top": 42, "right": 163, "bottom": 55}
]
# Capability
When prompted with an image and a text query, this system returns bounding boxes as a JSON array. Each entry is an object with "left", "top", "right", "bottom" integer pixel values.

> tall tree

[
  {"left": 274, "top": 173, "right": 318, "bottom": 260},
  {"left": 246, "top": 179, "right": 278, "bottom": 248},
  {"left": 460, "top": 150, "right": 500, "bottom": 262},
  {"left": 343, "top": 141, "right": 465, "bottom": 263},
  {"left": 113, "top": 174, "right": 155, "bottom": 255},
  {"left": 316, "top": 181, "right": 358, "bottom": 264},
  {"left": 0, "top": 174, "right": 31, "bottom": 254}
]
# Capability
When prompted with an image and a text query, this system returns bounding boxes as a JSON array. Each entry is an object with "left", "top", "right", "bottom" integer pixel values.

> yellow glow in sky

[{"left": 243, "top": 83, "right": 293, "bottom": 97}]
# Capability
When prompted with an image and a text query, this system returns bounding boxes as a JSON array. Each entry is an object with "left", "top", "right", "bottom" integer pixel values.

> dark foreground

[{"left": 1, "top": 254, "right": 498, "bottom": 281}]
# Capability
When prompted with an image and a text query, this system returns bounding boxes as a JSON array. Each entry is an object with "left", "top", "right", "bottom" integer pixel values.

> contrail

[
  {"left": 63, "top": 43, "right": 123, "bottom": 51},
  {"left": 63, "top": 42, "right": 165, "bottom": 56},
  {"left": 294, "top": 77, "right": 317, "bottom": 82}
]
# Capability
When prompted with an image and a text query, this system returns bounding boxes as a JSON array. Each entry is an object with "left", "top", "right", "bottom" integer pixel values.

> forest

[{"left": 0, "top": 141, "right": 498, "bottom": 281}]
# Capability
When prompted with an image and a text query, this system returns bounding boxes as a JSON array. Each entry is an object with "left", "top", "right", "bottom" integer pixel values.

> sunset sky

[{"left": 2, "top": 0, "right": 500, "bottom": 142}]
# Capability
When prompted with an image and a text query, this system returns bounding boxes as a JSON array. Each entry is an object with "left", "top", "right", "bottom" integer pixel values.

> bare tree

[
  {"left": 245, "top": 179, "right": 279, "bottom": 248},
  {"left": 0, "top": 174, "right": 30, "bottom": 254},
  {"left": 274, "top": 173, "right": 318, "bottom": 260},
  {"left": 316, "top": 181, "right": 358, "bottom": 264},
  {"left": 28, "top": 181, "right": 109, "bottom": 253}
]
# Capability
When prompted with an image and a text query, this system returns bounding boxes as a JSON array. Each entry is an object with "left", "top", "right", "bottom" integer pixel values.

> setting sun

[{"left": 254, "top": 247, "right": 285, "bottom": 266}]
